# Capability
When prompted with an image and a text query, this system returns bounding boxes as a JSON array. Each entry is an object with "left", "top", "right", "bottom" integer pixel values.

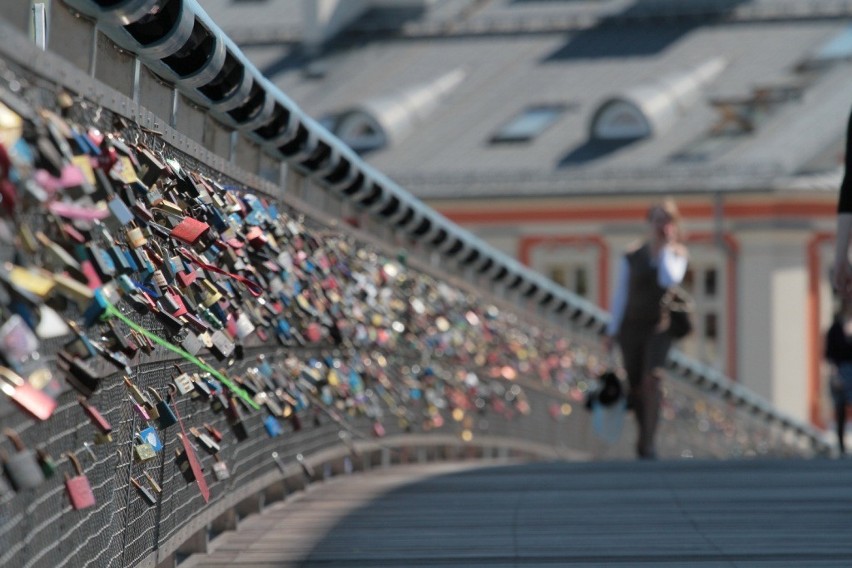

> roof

[{"left": 204, "top": 0, "right": 852, "bottom": 200}]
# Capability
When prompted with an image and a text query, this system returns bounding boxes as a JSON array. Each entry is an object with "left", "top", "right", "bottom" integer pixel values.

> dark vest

[{"left": 622, "top": 243, "right": 665, "bottom": 331}]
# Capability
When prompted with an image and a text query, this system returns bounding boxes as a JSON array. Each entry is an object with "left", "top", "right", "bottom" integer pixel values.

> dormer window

[
  {"left": 490, "top": 104, "right": 571, "bottom": 144},
  {"left": 592, "top": 100, "right": 651, "bottom": 140}
]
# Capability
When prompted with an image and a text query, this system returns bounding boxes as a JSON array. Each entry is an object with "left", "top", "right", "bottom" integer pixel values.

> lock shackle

[
  {"left": 147, "top": 386, "right": 163, "bottom": 402},
  {"left": 3, "top": 428, "right": 26, "bottom": 451},
  {"left": 64, "top": 451, "right": 84, "bottom": 476},
  {"left": 125, "top": 377, "right": 148, "bottom": 405},
  {"left": 150, "top": 205, "right": 189, "bottom": 223},
  {"left": 0, "top": 366, "right": 25, "bottom": 388}
]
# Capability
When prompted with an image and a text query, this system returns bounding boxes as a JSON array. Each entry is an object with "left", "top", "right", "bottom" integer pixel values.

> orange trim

[
  {"left": 683, "top": 232, "right": 740, "bottom": 380},
  {"left": 439, "top": 201, "right": 837, "bottom": 225},
  {"left": 518, "top": 235, "right": 610, "bottom": 309},
  {"left": 807, "top": 232, "right": 834, "bottom": 430}
]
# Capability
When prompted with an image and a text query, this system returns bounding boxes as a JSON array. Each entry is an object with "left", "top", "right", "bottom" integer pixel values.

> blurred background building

[{"left": 204, "top": 0, "right": 852, "bottom": 427}]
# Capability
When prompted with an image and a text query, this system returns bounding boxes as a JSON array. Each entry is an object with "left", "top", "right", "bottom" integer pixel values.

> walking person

[
  {"left": 604, "top": 199, "right": 689, "bottom": 459},
  {"left": 824, "top": 299, "right": 852, "bottom": 455}
]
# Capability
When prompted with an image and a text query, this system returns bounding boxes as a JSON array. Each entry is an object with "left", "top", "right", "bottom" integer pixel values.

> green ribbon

[{"left": 100, "top": 298, "right": 260, "bottom": 411}]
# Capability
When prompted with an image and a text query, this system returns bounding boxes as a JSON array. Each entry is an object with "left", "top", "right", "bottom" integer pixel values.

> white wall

[{"left": 738, "top": 230, "right": 810, "bottom": 422}]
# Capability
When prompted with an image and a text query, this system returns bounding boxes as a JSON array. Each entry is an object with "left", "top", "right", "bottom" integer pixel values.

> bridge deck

[{"left": 181, "top": 458, "right": 852, "bottom": 567}]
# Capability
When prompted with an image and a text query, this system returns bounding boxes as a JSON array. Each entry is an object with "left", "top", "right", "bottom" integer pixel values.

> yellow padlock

[
  {"left": 201, "top": 280, "right": 222, "bottom": 308},
  {"left": 52, "top": 273, "right": 94, "bottom": 306},
  {"left": 113, "top": 156, "right": 140, "bottom": 185},
  {"left": 6, "top": 264, "right": 54, "bottom": 298},
  {"left": 71, "top": 155, "right": 96, "bottom": 186}
]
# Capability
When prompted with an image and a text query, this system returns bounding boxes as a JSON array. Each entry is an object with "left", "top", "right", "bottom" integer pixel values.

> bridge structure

[{"left": 0, "top": 3, "right": 838, "bottom": 567}]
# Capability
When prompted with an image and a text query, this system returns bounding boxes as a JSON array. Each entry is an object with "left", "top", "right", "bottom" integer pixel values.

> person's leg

[
  {"left": 617, "top": 330, "right": 646, "bottom": 456},
  {"left": 636, "top": 331, "right": 673, "bottom": 459},
  {"left": 834, "top": 400, "right": 846, "bottom": 454}
]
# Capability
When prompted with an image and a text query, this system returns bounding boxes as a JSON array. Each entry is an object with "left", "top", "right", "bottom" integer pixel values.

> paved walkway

[{"left": 181, "top": 458, "right": 852, "bottom": 567}]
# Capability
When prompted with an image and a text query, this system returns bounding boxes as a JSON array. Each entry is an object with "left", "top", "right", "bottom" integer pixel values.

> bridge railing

[{"left": 0, "top": 4, "right": 832, "bottom": 568}]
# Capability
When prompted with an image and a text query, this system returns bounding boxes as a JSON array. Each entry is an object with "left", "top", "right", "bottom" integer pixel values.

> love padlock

[
  {"left": 2, "top": 428, "right": 45, "bottom": 491},
  {"left": 148, "top": 387, "right": 177, "bottom": 429},
  {"left": 64, "top": 451, "right": 95, "bottom": 510},
  {"left": 212, "top": 454, "right": 230, "bottom": 481},
  {"left": 0, "top": 366, "right": 57, "bottom": 422},
  {"left": 131, "top": 477, "right": 157, "bottom": 506}
]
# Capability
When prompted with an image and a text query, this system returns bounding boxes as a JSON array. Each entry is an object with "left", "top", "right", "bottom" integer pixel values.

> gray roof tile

[{"left": 215, "top": 1, "right": 852, "bottom": 198}]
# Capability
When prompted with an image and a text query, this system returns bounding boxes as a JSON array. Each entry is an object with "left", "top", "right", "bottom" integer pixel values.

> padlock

[
  {"left": 192, "top": 375, "right": 213, "bottom": 399},
  {"left": 148, "top": 387, "right": 177, "bottom": 429},
  {"left": 78, "top": 397, "right": 112, "bottom": 435},
  {"left": 0, "top": 313, "right": 40, "bottom": 364},
  {"left": 179, "top": 331, "right": 203, "bottom": 355},
  {"left": 210, "top": 390, "right": 228, "bottom": 414},
  {"left": 131, "top": 477, "right": 157, "bottom": 506},
  {"left": 139, "top": 427, "right": 163, "bottom": 453},
  {"left": 200, "top": 280, "right": 222, "bottom": 308},
  {"left": 189, "top": 427, "right": 220, "bottom": 455},
  {"left": 133, "top": 330, "right": 154, "bottom": 355},
  {"left": 108, "top": 195, "right": 134, "bottom": 225},
  {"left": 123, "top": 376, "right": 148, "bottom": 406},
  {"left": 174, "top": 445, "right": 195, "bottom": 483},
  {"left": 156, "top": 209, "right": 210, "bottom": 245},
  {"left": 203, "top": 423, "right": 223, "bottom": 444},
  {"left": 225, "top": 395, "right": 249, "bottom": 442},
  {"left": 36, "top": 448, "right": 57, "bottom": 479},
  {"left": 212, "top": 454, "right": 230, "bottom": 481},
  {"left": 106, "top": 320, "right": 137, "bottom": 358},
  {"left": 264, "top": 415, "right": 283, "bottom": 438},
  {"left": 172, "top": 366, "right": 195, "bottom": 396},
  {"left": 207, "top": 330, "right": 235, "bottom": 361},
  {"left": 0, "top": 366, "right": 57, "bottom": 421},
  {"left": 57, "top": 351, "right": 101, "bottom": 398},
  {"left": 132, "top": 434, "right": 157, "bottom": 463},
  {"left": 1, "top": 429, "right": 44, "bottom": 491},
  {"left": 93, "top": 432, "right": 113, "bottom": 445},
  {"left": 125, "top": 223, "right": 148, "bottom": 249},
  {"left": 143, "top": 470, "right": 161, "bottom": 495},
  {"left": 63, "top": 320, "right": 97, "bottom": 360},
  {"left": 372, "top": 421, "right": 386, "bottom": 438},
  {"left": 131, "top": 398, "right": 151, "bottom": 422},
  {"left": 64, "top": 451, "right": 96, "bottom": 510},
  {"left": 136, "top": 146, "right": 167, "bottom": 186}
]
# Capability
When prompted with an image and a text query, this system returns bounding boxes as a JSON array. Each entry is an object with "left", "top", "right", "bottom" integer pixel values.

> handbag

[
  {"left": 585, "top": 368, "right": 624, "bottom": 410},
  {"left": 660, "top": 286, "right": 694, "bottom": 339}
]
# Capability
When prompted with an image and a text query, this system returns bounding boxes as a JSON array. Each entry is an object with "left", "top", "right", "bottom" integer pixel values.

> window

[
  {"left": 704, "top": 268, "right": 717, "bottom": 297},
  {"left": 548, "top": 266, "right": 566, "bottom": 287},
  {"left": 813, "top": 25, "right": 852, "bottom": 64},
  {"left": 547, "top": 264, "right": 588, "bottom": 298},
  {"left": 704, "top": 312, "right": 718, "bottom": 340},
  {"left": 490, "top": 104, "right": 571, "bottom": 144}
]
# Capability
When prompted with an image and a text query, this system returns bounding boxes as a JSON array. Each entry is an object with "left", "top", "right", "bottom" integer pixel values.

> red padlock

[
  {"left": 64, "top": 451, "right": 95, "bottom": 510},
  {"left": 0, "top": 367, "right": 57, "bottom": 422},
  {"left": 78, "top": 397, "right": 112, "bottom": 435}
]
